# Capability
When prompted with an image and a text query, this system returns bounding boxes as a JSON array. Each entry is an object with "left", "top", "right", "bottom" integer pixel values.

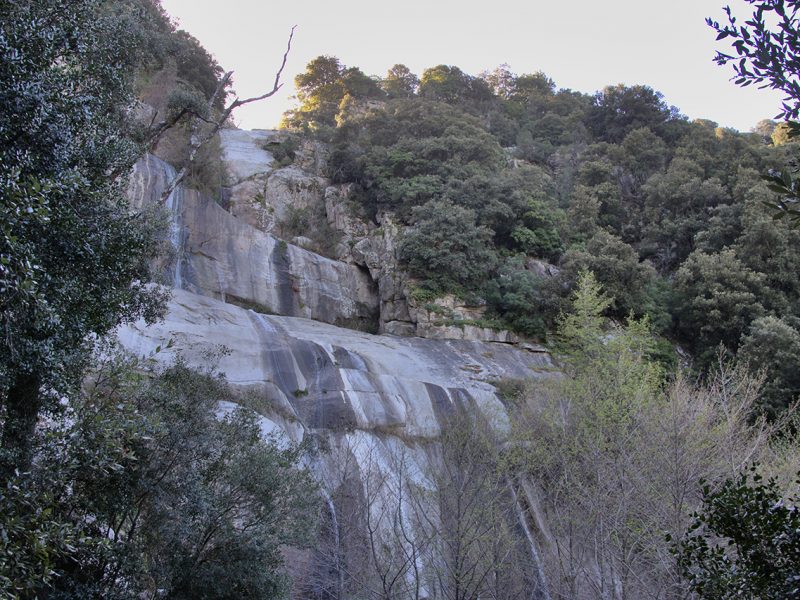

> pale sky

[{"left": 160, "top": 0, "right": 786, "bottom": 132}]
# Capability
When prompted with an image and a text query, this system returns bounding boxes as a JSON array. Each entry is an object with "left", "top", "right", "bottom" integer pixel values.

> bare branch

[
  {"left": 159, "top": 26, "right": 296, "bottom": 204},
  {"left": 229, "top": 25, "right": 295, "bottom": 109},
  {"left": 208, "top": 70, "right": 233, "bottom": 113}
]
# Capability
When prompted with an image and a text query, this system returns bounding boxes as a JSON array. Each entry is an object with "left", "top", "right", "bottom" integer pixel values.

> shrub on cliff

[{"left": 398, "top": 199, "right": 497, "bottom": 295}]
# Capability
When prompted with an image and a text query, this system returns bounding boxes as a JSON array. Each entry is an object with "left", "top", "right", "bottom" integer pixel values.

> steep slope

[
  {"left": 128, "top": 152, "right": 379, "bottom": 329},
  {"left": 119, "top": 288, "right": 551, "bottom": 440}
]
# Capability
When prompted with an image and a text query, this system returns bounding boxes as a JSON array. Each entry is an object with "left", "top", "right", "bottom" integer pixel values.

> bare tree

[
  {"left": 305, "top": 434, "right": 430, "bottom": 600},
  {"left": 360, "top": 441, "right": 428, "bottom": 600},
  {"left": 156, "top": 26, "right": 296, "bottom": 203},
  {"left": 315, "top": 423, "right": 537, "bottom": 600},
  {"left": 413, "top": 413, "right": 532, "bottom": 600},
  {"left": 510, "top": 349, "right": 778, "bottom": 600}
]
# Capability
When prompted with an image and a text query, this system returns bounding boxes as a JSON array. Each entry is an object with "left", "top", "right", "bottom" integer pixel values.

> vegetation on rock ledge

[{"left": 285, "top": 52, "right": 800, "bottom": 416}]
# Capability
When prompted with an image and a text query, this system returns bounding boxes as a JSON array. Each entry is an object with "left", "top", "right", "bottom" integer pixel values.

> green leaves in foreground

[
  {"left": 674, "top": 465, "right": 800, "bottom": 600},
  {"left": 763, "top": 164, "right": 800, "bottom": 224}
]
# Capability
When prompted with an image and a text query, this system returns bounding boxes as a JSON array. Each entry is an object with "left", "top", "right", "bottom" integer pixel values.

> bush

[
  {"left": 0, "top": 353, "right": 318, "bottom": 599},
  {"left": 398, "top": 199, "right": 497, "bottom": 294},
  {"left": 675, "top": 465, "right": 800, "bottom": 599},
  {"left": 674, "top": 249, "right": 766, "bottom": 363},
  {"left": 559, "top": 231, "right": 657, "bottom": 320},
  {"left": 739, "top": 316, "right": 800, "bottom": 418},
  {"left": 262, "top": 137, "right": 300, "bottom": 168},
  {"left": 483, "top": 256, "right": 548, "bottom": 337}
]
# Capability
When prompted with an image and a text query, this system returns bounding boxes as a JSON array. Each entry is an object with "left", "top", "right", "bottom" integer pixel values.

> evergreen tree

[
  {"left": 739, "top": 316, "right": 800, "bottom": 417},
  {"left": 675, "top": 466, "right": 800, "bottom": 599},
  {"left": 0, "top": 0, "right": 165, "bottom": 478},
  {"left": 382, "top": 64, "right": 419, "bottom": 98}
]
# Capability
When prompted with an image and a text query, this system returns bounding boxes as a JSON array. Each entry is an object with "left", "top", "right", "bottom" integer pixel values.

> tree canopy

[
  {"left": 0, "top": 0, "right": 168, "bottom": 477},
  {"left": 0, "top": 354, "right": 317, "bottom": 598},
  {"left": 675, "top": 465, "right": 800, "bottom": 599}
]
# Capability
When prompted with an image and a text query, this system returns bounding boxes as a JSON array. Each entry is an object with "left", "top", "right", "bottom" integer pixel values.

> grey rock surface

[
  {"left": 219, "top": 128, "right": 275, "bottom": 182},
  {"left": 122, "top": 135, "right": 558, "bottom": 597},
  {"left": 219, "top": 128, "right": 277, "bottom": 233},
  {"left": 265, "top": 165, "right": 328, "bottom": 230},
  {"left": 216, "top": 128, "right": 521, "bottom": 343},
  {"left": 118, "top": 288, "right": 553, "bottom": 440},
  {"left": 129, "top": 154, "right": 378, "bottom": 328},
  {"left": 218, "top": 129, "right": 339, "bottom": 260},
  {"left": 117, "top": 287, "right": 555, "bottom": 597}
]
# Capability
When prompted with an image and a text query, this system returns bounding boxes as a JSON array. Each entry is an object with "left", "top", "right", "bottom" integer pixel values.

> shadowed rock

[{"left": 118, "top": 288, "right": 553, "bottom": 440}]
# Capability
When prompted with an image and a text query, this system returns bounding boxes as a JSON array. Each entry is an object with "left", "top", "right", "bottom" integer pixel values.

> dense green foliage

[
  {"left": 287, "top": 55, "right": 800, "bottom": 413},
  {"left": 282, "top": 56, "right": 382, "bottom": 133},
  {"left": 0, "top": 0, "right": 172, "bottom": 476},
  {"left": 0, "top": 0, "right": 229, "bottom": 475},
  {"left": 740, "top": 316, "right": 800, "bottom": 418},
  {"left": 675, "top": 466, "right": 800, "bottom": 599},
  {"left": 0, "top": 2, "right": 309, "bottom": 597},
  {"left": 328, "top": 94, "right": 565, "bottom": 312},
  {"left": 398, "top": 200, "right": 497, "bottom": 294},
  {"left": 0, "top": 354, "right": 317, "bottom": 599}
]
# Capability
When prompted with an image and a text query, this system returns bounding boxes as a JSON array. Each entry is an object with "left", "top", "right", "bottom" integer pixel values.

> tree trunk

[{"left": 1, "top": 372, "right": 41, "bottom": 481}]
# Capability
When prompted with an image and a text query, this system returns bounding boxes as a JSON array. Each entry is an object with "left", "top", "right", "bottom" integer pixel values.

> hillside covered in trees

[
  {"left": 2, "top": 0, "right": 800, "bottom": 598},
  {"left": 284, "top": 55, "right": 800, "bottom": 417}
]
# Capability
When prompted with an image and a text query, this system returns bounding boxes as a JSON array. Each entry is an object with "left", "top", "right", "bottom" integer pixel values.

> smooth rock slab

[
  {"left": 128, "top": 154, "right": 379, "bottom": 328},
  {"left": 118, "top": 288, "right": 554, "bottom": 440},
  {"left": 219, "top": 129, "right": 275, "bottom": 182}
]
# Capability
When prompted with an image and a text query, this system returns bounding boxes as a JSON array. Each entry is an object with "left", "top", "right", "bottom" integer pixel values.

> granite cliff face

[
  {"left": 128, "top": 153, "right": 378, "bottom": 330},
  {"left": 121, "top": 131, "right": 557, "bottom": 598},
  {"left": 213, "top": 128, "right": 522, "bottom": 341},
  {"left": 119, "top": 289, "right": 551, "bottom": 441}
]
